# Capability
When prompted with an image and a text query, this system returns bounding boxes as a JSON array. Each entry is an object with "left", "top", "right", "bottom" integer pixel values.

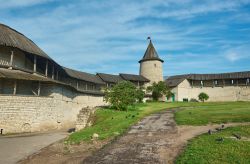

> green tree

[
  {"left": 135, "top": 87, "right": 145, "bottom": 103},
  {"left": 198, "top": 92, "right": 209, "bottom": 102},
  {"left": 147, "top": 81, "right": 172, "bottom": 101},
  {"left": 104, "top": 81, "right": 138, "bottom": 110}
]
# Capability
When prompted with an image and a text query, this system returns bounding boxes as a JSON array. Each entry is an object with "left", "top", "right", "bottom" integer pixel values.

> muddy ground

[{"left": 20, "top": 109, "right": 250, "bottom": 164}]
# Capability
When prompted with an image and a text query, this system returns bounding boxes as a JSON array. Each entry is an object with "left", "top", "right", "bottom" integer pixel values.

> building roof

[
  {"left": 165, "top": 75, "right": 188, "bottom": 87},
  {"left": 188, "top": 71, "right": 250, "bottom": 80},
  {"left": 63, "top": 67, "right": 105, "bottom": 84},
  {"left": 119, "top": 73, "right": 150, "bottom": 82},
  {"left": 139, "top": 40, "right": 164, "bottom": 63},
  {"left": 0, "top": 23, "right": 105, "bottom": 86},
  {"left": 0, "top": 24, "right": 52, "bottom": 60},
  {"left": 165, "top": 71, "right": 250, "bottom": 87},
  {"left": 97, "top": 73, "right": 124, "bottom": 83}
]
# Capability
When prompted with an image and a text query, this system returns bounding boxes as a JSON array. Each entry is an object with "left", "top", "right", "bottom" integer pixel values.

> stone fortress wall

[
  {"left": 0, "top": 84, "right": 105, "bottom": 134},
  {"left": 172, "top": 79, "right": 250, "bottom": 102}
]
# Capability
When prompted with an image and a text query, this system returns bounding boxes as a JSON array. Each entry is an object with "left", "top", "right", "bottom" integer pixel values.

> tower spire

[
  {"left": 139, "top": 38, "right": 163, "bottom": 63},
  {"left": 147, "top": 36, "right": 152, "bottom": 44}
]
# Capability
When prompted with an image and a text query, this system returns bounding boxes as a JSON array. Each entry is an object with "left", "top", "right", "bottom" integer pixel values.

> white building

[{"left": 165, "top": 73, "right": 250, "bottom": 102}]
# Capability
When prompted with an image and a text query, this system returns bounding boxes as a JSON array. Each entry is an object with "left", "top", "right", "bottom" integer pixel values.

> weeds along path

[{"left": 83, "top": 109, "right": 250, "bottom": 164}]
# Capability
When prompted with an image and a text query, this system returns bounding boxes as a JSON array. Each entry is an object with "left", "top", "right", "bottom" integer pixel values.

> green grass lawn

[
  {"left": 175, "top": 101, "right": 250, "bottom": 125},
  {"left": 67, "top": 101, "right": 250, "bottom": 144},
  {"left": 176, "top": 126, "right": 250, "bottom": 164}
]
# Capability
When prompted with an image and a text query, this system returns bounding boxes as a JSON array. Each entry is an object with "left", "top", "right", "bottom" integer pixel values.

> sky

[{"left": 0, "top": 0, "right": 250, "bottom": 76}]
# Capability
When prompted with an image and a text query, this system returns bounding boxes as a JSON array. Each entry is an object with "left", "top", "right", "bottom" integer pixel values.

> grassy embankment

[
  {"left": 176, "top": 126, "right": 250, "bottom": 164},
  {"left": 67, "top": 101, "right": 250, "bottom": 144},
  {"left": 67, "top": 102, "right": 190, "bottom": 144},
  {"left": 175, "top": 101, "right": 250, "bottom": 125}
]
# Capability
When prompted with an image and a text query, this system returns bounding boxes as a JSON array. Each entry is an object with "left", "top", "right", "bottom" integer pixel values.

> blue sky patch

[{"left": 0, "top": 0, "right": 250, "bottom": 76}]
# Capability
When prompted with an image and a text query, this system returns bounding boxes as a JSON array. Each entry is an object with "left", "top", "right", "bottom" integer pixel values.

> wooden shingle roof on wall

[
  {"left": 165, "top": 75, "right": 187, "bottom": 87},
  {"left": 97, "top": 73, "right": 150, "bottom": 83},
  {"left": 188, "top": 71, "right": 250, "bottom": 80},
  {"left": 63, "top": 67, "right": 105, "bottom": 85},
  {"left": 0, "top": 23, "right": 106, "bottom": 86},
  {"left": 0, "top": 24, "right": 52, "bottom": 60},
  {"left": 119, "top": 73, "right": 150, "bottom": 82},
  {"left": 97, "top": 73, "right": 124, "bottom": 83}
]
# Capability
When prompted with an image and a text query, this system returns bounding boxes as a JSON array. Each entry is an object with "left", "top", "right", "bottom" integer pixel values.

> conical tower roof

[{"left": 139, "top": 39, "right": 164, "bottom": 63}]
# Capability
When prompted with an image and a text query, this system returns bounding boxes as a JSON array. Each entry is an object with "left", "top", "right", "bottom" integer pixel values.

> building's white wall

[
  {"left": 140, "top": 60, "right": 163, "bottom": 85},
  {"left": 167, "top": 87, "right": 178, "bottom": 102},
  {"left": 172, "top": 79, "right": 250, "bottom": 102},
  {"left": 0, "top": 84, "right": 106, "bottom": 134}
]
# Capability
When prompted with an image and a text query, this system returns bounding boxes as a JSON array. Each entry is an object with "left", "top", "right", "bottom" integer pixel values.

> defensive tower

[{"left": 139, "top": 38, "right": 164, "bottom": 85}]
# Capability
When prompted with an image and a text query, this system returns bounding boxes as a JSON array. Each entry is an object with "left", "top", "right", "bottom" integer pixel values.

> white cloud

[
  {"left": 225, "top": 52, "right": 240, "bottom": 62},
  {"left": 146, "top": 0, "right": 250, "bottom": 19},
  {"left": 224, "top": 45, "right": 250, "bottom": 62}
]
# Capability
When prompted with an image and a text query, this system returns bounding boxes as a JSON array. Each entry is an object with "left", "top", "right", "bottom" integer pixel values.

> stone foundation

[
  {"left": 0, "top": 85, "right": 105, "bottom": 134},
  {"left": 76, "top": 107, "right": 96, "bottom": 131}
]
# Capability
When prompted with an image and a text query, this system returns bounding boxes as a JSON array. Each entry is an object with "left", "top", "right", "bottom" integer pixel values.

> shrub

[
  {"left": 198, "top": 92, "right": 209, "bottom": 102},
  {"left": 190, "top": 98, "right": 199, "bottom": 102},
  {"left": 135, "top": 87, "right": 145, "bottom": 103},
  {"left": 104, "top": 81, "right": 138, "bottom": 110},
  {"left": 147, "top": 81, "right": 172, "bottom": 101}
]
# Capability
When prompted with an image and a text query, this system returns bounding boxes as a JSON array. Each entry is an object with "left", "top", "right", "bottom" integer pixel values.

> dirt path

[
  {"left": 21, "top": 110, "right": 250, "bottom": 164},
  {"left": 0, "top": 131, "right": 68, "bottom": 164},
  {"left": 83, "top": 110, "right": 177, "bottom": 164},
  {"left": 83, "top": 110, "right": 250, "bottom": 164}
]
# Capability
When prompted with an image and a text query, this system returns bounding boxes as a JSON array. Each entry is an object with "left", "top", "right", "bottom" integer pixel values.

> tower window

[{"left": 154, "top": 64, "right": 156, "bottom": 67}]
